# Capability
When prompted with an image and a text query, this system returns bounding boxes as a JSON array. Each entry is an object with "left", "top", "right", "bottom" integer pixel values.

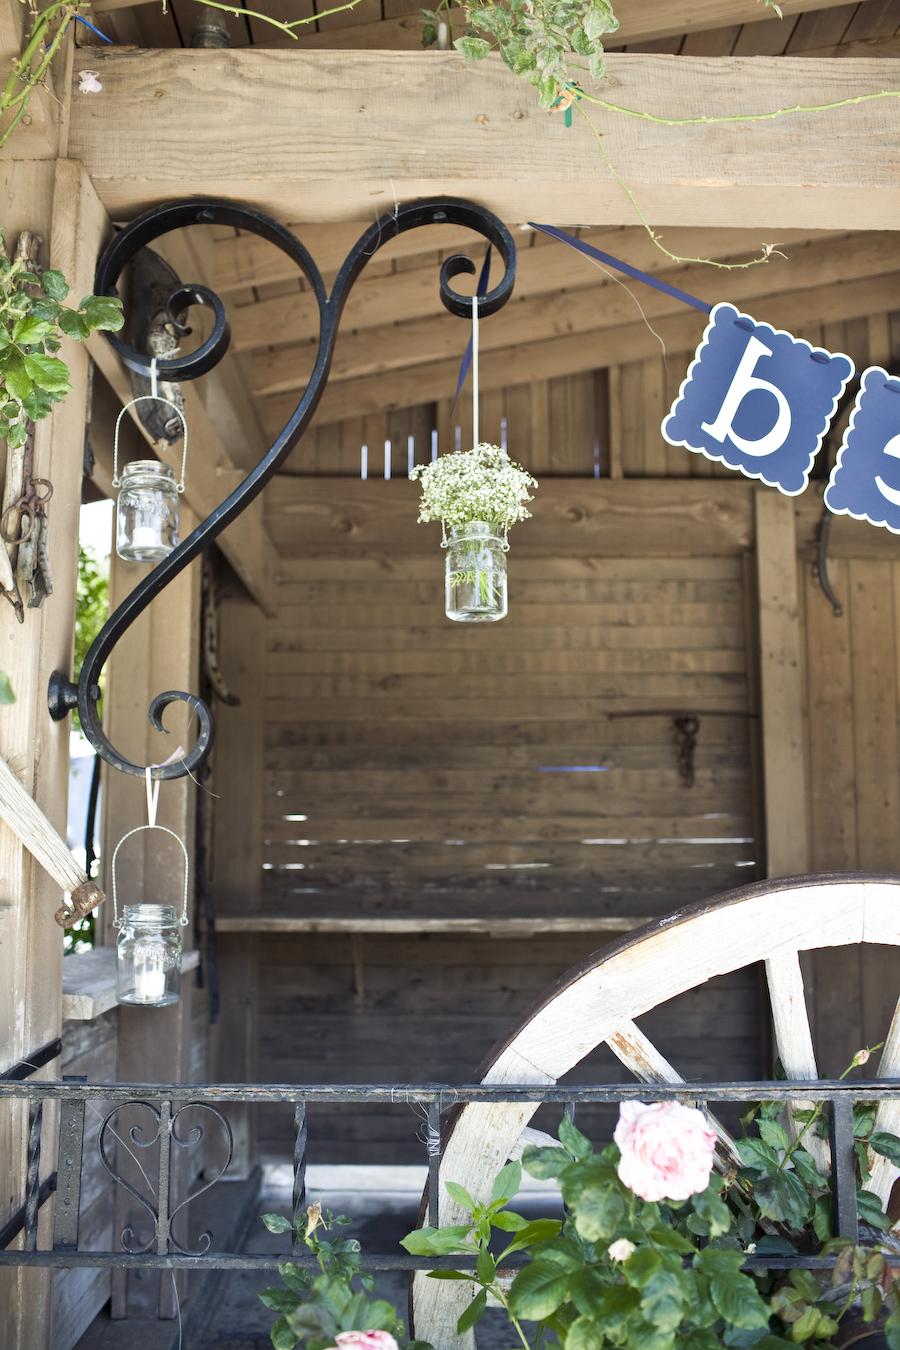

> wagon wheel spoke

[
  {"left": 764, "top": 952, "right": 830, "bottom": 1173},
  {"left": 867, "top": 995, "right": 900, "bottom": 1213},
  {"left": 606, "top": 1017, "right": 743, "bottom": 1172}
]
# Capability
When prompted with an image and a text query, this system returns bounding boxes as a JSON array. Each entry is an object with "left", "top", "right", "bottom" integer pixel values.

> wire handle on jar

[
  {"left": 110, "top": 824, "right": 190, "bottom": 929},
  {"left": 112, "top": 360, "right": 189, "bottom": 493}
]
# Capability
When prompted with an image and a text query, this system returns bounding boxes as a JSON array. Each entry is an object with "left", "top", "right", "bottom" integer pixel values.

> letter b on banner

[{"left": 662, "top": 303, "right": 854, "bottom": 495}]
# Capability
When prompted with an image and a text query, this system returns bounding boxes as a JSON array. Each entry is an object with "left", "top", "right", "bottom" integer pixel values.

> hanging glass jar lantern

[
  {"left": 444, "top": 521, "right": 508, "bottom": 622},
  {"left": 112, "top": 824, "right": 189, "bottom": 1008},
  {"left": 113, "top": 379, "right": 188, "bottom": 565}
]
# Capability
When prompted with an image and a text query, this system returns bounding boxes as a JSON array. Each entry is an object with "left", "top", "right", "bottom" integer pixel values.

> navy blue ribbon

[
  {"left": 74, "top": 14, "right": 113, "bottom": 40},
  {"left": 528, "top": 222, "right": 712, "bottom": 315},
  {"left": 451, "top": 246, "right": 492, "bottom": 412}
]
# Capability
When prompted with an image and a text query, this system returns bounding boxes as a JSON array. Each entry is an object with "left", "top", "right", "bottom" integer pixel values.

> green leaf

[
  {"left": 491, "top": 1210, "right": 528, "bottom": 1232},
  {"left": 695, "top": 1249, "right": 745, "bottom": 1278},
  {"left": 454, "top": 34, "right": 492, "bottom": 58},
  {"left": 58, "top": 309, "right": 90, "bottom": 340},
  {"left": 870, "top": 1131, "right": 900, "bottom": 1166},
  {"left": 457, "top": 1289, "right": 487, "bottom": 1335},
  {"left": 572, "top": 1181, "right": 625, "bottom": 1241},
  {"left": 356, "top": 1298, "right": 400, "bottom": 1332},
  {"left": 270, "top": 1315, "right": 298, "bottom": 1350},
  {"left": 77, "top": 294, "right": 125, "bottom": 331},
  {"left": 427, "top": 1269, "right": 472, "bottom": 1280},
  {"left": 259, "top": 1287, "right": 300, "bottom": 1313},
  {"left": 641, "top": 1269, "right": 686, "bottom": 1334},
  {"left": 857, "top": 1188, "right": 892, "bottom": 1229},
  {"left": 400, "top": 1224, "right": 472, "bottom": 1255},
  {"left": 862, "top": 1284, "right": 883, "bottom": 1324},
  {"left": 28, "top": 298, "right": 60, "bottom": 322},
  {"left": 11, "top": 315, "right": 53, "bottom": 345},
  {"left": 445, "top": 1180, "right": 476, "bottom": 1211},
  {"left": 737, "top": 1137, "right": 781, "bottom": 1172},
  {"left": 476, "top": 1246, "right": 496, "bottom": 1284},
  {"left": 262, "top": 1213, "right": 294, "bottom": 1234},
  {"left": 3, "top": 356, "right": 32, "bottom": 402},
  {"left": 509, "top": 1260, "right": 572, "bottom": 1320},
  {"left": 709, "top": 1274, "right": 770, "bottom": 1330},
  {"left": 492, "top": 1160, "right": 522, "bottom": 1204},
  {"left": 754, "top": 1170, "right": 812, "bottom": 1228},
  {"left": 41, "top": 269, "right": 68, "bottom": 301},
  {"left": 590, "top": 1284, "right": 641, "bottom": 1332},
  {"left": 648, "top": 1226, "right": 695, "bottom": 1254},
  {"left": 565, "top": 1315, "right": 605, "bottom": 1350},
  {"left": 500, "top": 1218, "right": 562, "bottom": 1255},
  {"left": 790, "top": 1305, "right": 821, "bottom": 1341},
  {"left": 522, "top": 1144, "right": 571, "bottom": 1179},
  {"left": 692, "top": 1182, "right": 733, "bottom": 1238},
  {"left": 559, "top": 1113, "right": 592, "bottom": 1160},
  {"left": 885, "top": 1312, "right": 900, "bottom": 1350},
  {"left": 0, "top": 672, "right": 14, "bottom": 705},
  {"left": 23, "top": 352, "right": 69, "bottom": 394},
  {"left": 758, "top": 1119, "right": 791, "bottom": 1153}
]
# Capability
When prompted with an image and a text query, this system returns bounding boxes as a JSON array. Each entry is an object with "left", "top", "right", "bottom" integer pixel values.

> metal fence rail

[{"left": 1, "top": 1071, "right": 899, "bottom": 1273}]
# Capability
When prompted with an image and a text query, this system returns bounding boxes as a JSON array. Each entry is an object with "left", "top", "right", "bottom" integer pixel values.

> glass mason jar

[
  {"left": 116, "top": 904, "right": 183, "bottom": 1007},
  {"left": 444, "top": 521, "right": 508, "bottom": 623},
  {"left": 116, "top": 460, "right": 180, "bottom": 563}
]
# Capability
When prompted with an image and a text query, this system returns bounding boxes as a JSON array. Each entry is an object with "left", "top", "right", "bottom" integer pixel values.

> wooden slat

[
  {"left": 70, "top": 52, "right": 900, "bottom": 227},
  {"left": 764, "top": 952, "right": 830, "bottom": 1171},
  {"left": 755, "top": 491, "right": 810, "bottom": 875}
]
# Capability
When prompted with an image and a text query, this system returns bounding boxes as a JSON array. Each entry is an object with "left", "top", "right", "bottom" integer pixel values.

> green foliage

[
  {"left": 0, "top": 244, "right": 123, "bottom": 450},
  {"left": 74, "top": 545, "right": 109, "bottom": 691},
  {"left": 401, "top": 1085, "right": 900, "bottom": 1350},
  {"left": 259, "top": 1206, "right": 426, "bottom": 1350}
]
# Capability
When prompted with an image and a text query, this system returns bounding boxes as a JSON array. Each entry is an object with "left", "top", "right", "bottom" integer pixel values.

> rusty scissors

[{"left": 0, "top": 475, "right": 53, "bottom": 546}]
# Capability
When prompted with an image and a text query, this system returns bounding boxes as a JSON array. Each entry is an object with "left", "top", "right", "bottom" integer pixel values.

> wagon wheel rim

[{"left": 411, "top": 872, "right": 900, "bottom": 1347}]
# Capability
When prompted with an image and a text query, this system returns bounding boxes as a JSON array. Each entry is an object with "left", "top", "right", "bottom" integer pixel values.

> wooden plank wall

[{"left": 253, "top": 478, "right": 762, "bottom": 1159}]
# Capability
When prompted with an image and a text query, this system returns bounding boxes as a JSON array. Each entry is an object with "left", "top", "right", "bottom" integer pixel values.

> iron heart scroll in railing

[{"left": 1, "top": 1070, "right": 899, "bottom": 1276}]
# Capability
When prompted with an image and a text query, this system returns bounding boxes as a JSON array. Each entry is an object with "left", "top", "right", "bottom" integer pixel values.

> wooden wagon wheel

[{"left": 411, "top": 874, "right": 900, "bottom": 1348}]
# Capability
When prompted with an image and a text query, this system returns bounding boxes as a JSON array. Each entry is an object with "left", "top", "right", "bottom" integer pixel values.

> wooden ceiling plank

[
  {"left": 271, "top": 270, "right": 900, "bottom": 428},
  {"left": 234, "top": 225, "right": 838, "bottom": 355},
  {"left": 70, "top": 51, "right": 900, "bottom": 229}
]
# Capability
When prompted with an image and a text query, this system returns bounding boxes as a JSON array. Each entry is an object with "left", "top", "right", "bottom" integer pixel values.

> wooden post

[
  {"left": 754, "top": 489, "right": 810, "bottom": 876},
  {"left": 100, "top": 509, "right": 203, "bottom": 1320},
  {"left": 210, "top": 580, "right": 266, "bottom": 1175},
  {"left": 0, "top": 161, "right": 105, "bottom": 1350}
]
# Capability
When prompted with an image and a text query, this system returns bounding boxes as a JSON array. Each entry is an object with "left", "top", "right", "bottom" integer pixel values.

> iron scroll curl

[{"left": 48, "top": 198, "right": 517, "bottom": 780}]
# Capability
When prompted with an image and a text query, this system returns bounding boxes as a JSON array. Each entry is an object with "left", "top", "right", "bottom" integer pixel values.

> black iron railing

[{"left": 1, "top": 1074, "right": 899, "bottom": 1273}]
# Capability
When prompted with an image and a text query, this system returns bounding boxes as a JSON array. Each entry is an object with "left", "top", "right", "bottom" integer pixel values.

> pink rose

[
  {"left": 614, "top": 1101, "right": 716, "bottom": 1203},
  {"left": 334, "top": 1334, "right": 399, "bottom": 1350}
]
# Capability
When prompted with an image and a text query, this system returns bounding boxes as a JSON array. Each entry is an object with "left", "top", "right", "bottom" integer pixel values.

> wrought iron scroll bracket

[{"left": 48, "top": 198, "right": 517, "bottom": 780}]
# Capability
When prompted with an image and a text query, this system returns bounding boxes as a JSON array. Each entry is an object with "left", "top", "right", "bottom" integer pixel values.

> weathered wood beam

[
  {"left": 69, "top": 52, "right": 900, "bottom": 228},
  {"left": 0, "top": 0, "right": 61, "bottom": 157},
  {"left": 235, "top": 224, "right": 835, "bottom": 356},
  {"left": 266, "top": 269, "right": 900, "bottom": 429},
  {"left": 88, "top": 0, "right": 871, "bottom": 49},
  {"left": 254, "top": 230, "right": 883, "bottom": 396},
  {"left": 265, "top": 477, "right": 754, "bottom": 557}
]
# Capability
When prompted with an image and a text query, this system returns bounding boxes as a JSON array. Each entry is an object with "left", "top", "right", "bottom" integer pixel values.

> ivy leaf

[
  {"left": 456, "top": 1289, "right": 487, "bottom": 1334},
  {"left": 23, "top": 352, "right": 70, "bottom": 394},
  {"left": 78, "top": 294, "right": 125, "bottom": 331},
  {"left": 509, "top": 1260, "right": 572, "bottom": 1320},
  {"left": 259, "top": 1287, "right": 301, "bottom": 1313},
  {"left": 454, "top": 34, "right": 492, "bottom": 58},
  {"left": 870, "top": 1131, "right": 900, "bottom": 1166},
  {"left": 41, "top": 269, "right": 68, "bottom": 301},
  {"left": 0, "top": 672, "right": 15, "bottom": 704},
  {"left": 709, "top": 1274, "right": 770, "bottom": 1330},
  {"left": 758, "top": 1119, "right": 791, "bottom": 1153}
]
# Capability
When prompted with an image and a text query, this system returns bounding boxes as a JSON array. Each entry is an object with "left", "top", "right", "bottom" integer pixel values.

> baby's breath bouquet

[{"left": 410, "top": 444, "right": 538, "bottom": 623}]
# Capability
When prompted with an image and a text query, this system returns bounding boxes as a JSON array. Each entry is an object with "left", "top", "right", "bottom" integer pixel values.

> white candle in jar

[
  {"left": 133, "top": 959, "right": 167, "bottom": 1003},
  {"left": 131, "top": 524, "right": 161, "bottom": 552}
]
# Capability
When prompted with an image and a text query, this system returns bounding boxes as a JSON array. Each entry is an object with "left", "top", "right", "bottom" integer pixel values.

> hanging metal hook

[{"left": 48, "top": 198, "right": 517, "bottom": 780}]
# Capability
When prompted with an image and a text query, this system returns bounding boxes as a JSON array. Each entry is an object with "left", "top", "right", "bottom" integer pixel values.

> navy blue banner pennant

[{"left": 527, "top": 222, "right": 712, "bottom": 316}]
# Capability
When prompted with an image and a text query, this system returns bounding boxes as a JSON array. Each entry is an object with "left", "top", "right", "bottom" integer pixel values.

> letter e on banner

[
  {"left": 825, "top": 367, "right": 900, "bottom": 533},
  {"left": 662, "top": 302, "right": 854, "bottom": 495}
]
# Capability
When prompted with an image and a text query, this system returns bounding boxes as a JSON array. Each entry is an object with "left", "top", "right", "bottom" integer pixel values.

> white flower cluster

[{"left": 410, "top": 443, "right": 538, "bottom": 530}]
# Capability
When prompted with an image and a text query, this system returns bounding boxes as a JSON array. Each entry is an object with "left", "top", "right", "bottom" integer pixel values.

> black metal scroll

[{"left": 48, "top": 198, "right": 517, "bottom": 780}]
